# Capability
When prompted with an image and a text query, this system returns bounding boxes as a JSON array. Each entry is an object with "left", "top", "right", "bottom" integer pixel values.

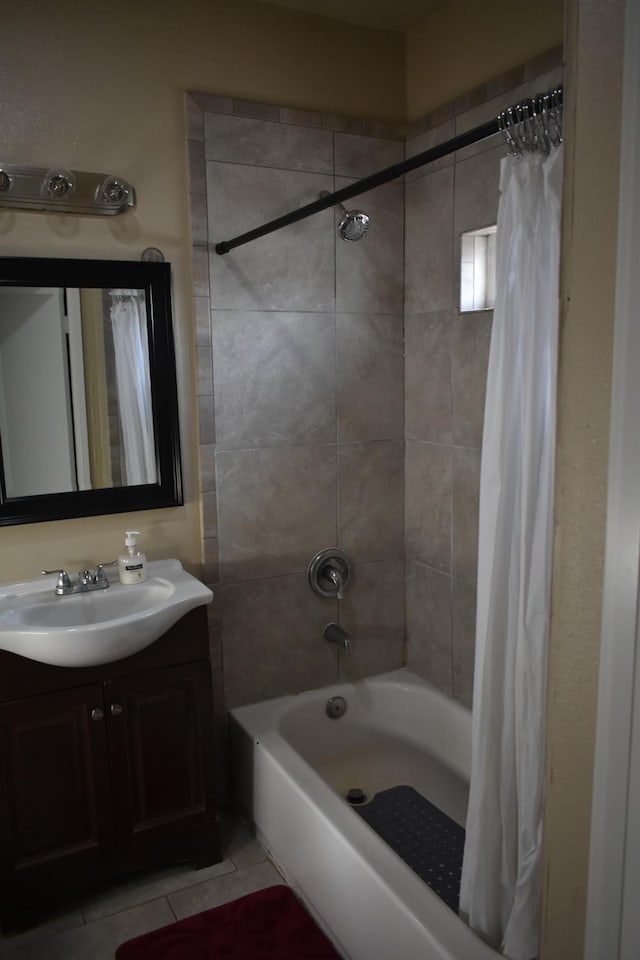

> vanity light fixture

[{"left": 0, "top": 162, "right": 136, "bottom": 216}]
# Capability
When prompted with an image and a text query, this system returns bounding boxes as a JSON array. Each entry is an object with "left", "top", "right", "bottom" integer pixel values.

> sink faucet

[
  {"left": 42, "top": 563, "right": 114, "bottom": 596},
  {"left": 323, "top": 622, "right": 351, "bottom": 652}
]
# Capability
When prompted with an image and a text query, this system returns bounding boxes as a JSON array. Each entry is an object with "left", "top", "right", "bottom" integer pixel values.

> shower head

[
  {"left": 319, "top": 191, "right": 370, "bottom": 242},
  {"left": 337, "top": 208, "right": 370, "bottom": 242}
]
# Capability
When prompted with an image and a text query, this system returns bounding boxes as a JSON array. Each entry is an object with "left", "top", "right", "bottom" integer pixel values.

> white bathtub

[{"left": 230, "top": 668, "right": 503, "bottom": 960}]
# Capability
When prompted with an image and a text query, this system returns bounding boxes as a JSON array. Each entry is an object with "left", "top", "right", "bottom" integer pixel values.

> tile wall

[
  {"left": 186, "top": 46, "right": 563, "bottom": 731},
  {"left": 187, "top": 96, "right": 406, "bottom": 714},
  {"left": 403, "top": 52, "right": 563, "bottom": 706}
]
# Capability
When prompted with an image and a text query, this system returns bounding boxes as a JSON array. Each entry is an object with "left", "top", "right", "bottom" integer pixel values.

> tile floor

[{"left": 0, "top": 813, "right": 284, "bottom": 959}]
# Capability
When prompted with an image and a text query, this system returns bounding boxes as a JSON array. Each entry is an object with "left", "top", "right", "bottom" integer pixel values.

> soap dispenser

[{"left": 118, "top": 530, "right": 147, "bottom": 585}]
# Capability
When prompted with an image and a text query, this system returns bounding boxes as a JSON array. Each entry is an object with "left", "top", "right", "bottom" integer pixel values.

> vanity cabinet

[{"left": 0, "top": 607, "right": 221, "bottom": 929}]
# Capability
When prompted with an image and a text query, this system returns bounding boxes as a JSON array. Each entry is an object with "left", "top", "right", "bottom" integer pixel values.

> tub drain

[
  {"left": 325, "top": 695, "right": 347, "bottom": 719},
  {"left": 346, "top": 787, "right": 367, "bottom": 805}
]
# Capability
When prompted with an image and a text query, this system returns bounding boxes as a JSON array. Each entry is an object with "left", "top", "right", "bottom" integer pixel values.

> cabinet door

[
  {"left": 0, "top": 684, "right": 114, "bottom": 903},
  {"left": 106, "top": 661, "right": 218, "bottom": 865}
]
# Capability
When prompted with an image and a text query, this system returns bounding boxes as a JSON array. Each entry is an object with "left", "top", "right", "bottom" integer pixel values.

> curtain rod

[{"left": 214, "top": 85, "right": 563, "bottom": 255}]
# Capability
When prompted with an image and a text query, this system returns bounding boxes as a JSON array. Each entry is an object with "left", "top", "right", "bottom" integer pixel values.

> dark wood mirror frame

[{"left": 0, "top": 257, "right": 183, "bottom": 526}]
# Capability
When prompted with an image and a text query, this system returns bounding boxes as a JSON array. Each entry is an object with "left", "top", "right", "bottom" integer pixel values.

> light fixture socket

[
  {"left": 0, "top": 170, "right": 12, "bottom": 193},
  {"left": 101, "top": 176, "right": 131, "bottom": 205},
  {"left": 45, "top": 170, "right": 76, "bottom": 198}
]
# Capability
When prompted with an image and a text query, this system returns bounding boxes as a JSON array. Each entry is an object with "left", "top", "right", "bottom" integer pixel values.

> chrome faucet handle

[
  {"left": 326, "top": 566, "right": 344, "bottom": 600},
  {"left": 94, "top": 560, "right": 117, "bottom": 582},
  {"left": 42, "top": 569, "right": 71, "bottom": 594}
]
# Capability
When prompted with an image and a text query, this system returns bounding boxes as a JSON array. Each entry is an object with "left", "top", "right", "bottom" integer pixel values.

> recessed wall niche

[{"left": 460, "top": 225, "right": 497, "bottom": 313}]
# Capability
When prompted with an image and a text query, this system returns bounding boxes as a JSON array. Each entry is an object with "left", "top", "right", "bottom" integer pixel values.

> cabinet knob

[
  {"left": 91, "top": 708, "right": 104, "bottom": 722},
  {"left": 110, "top": 703, "right": 124, "bottom": 717}
]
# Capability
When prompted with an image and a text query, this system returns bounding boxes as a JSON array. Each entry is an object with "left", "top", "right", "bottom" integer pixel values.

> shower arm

[
  {"left": 214, "top": 85, "right": 563, "bottom": 255},
  {"left": 214, "top": 116, "right": 498, "bottom": 255},
  {"left": 318, "top": 190, "right": 352, "bottom": 216}
]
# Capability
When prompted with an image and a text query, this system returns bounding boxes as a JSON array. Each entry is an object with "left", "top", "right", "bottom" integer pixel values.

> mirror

[{"left": 0, "top": 257, "right": 182, "bottom": 525}]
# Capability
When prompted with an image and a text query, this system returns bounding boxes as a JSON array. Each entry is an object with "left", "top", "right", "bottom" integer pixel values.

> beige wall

[
  {"left": 0, "top": 0, "right": 404, "bottom": 582},
  {"left": 541, "top": 1, "right": 624, "bottom": 958},
  {"left": 406, "top": 0, "right": 563, "bottom": 120}
]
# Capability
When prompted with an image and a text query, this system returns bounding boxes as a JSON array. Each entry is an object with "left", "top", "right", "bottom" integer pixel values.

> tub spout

[{"left": 323, "top": 622, "right": 351, "bottom": 652}]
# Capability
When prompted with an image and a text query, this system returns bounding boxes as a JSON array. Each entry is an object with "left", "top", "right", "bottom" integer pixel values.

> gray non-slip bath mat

[{"left": 351, "top": 784, "right": 465, "bottom": 912}]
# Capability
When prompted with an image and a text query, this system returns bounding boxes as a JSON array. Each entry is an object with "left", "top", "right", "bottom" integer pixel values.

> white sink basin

[{"left": 0, "top": 559, "right": 213, "bottom": 668}]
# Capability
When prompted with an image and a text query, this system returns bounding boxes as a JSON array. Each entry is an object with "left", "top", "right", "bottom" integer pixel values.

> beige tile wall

[
  {"left": 403, "top": 59, "right": 563, "bottom": 708},
  {"left": 187, "top": 48, "right": 564, "bottom": 726},
  {"left": 188, "top": 96, "right": 406, "bottom": 712}
]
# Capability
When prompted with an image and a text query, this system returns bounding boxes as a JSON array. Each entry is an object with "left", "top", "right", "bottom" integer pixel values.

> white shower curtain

[
  {"left": 110, "top": 291, "right": 157, "bottom": 486},
  {"left": 459, "top": 145, "right": 563, "bottom": 960}
]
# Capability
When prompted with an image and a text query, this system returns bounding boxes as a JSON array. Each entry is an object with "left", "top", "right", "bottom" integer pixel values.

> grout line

[
  {"left": 205, "top": 306, "right": 403, "bottom": 316},
  {"left": 449, "top": 152, "right": 457, "bottom": 611},
  {"left": 203, "top": 155, "right": 335, "bottom": 177},
  {"left": 216, "top": 438, "right": 403, "bottom": 453},
  {"left": 166, "top": 896, "right": 178, "bottom": 922},
  {"left": 332, "top": 139, "right": 340, "bottom": 568},
  {"left": 449, "top": 569, "right": 455, "bottom": 698}
]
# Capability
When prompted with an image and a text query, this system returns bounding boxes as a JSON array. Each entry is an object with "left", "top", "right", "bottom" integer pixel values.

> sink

[{"left": 0, "top": 559, "right": 213, "bottom": 668}]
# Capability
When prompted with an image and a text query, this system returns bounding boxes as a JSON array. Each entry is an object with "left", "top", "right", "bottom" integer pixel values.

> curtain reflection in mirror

[{"left": 109, "top": 290, "right": 157, "bottom": 485}]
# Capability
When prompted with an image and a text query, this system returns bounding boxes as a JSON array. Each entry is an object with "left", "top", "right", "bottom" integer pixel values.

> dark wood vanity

[{"left": 0, "top": 606, "right": 221, "bottom": 930}]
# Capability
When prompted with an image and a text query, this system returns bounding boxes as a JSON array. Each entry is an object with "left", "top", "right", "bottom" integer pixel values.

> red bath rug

[{"left": 114, "top": 884, "right": 342, "bottom": 960}]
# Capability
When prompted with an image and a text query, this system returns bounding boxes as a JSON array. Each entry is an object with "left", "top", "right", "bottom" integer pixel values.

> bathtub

[{"left": 230, "top": 668, "right": 502, "bottom": 960}]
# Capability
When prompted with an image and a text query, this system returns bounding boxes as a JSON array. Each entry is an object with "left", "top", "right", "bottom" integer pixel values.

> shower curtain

[
  {"left": 459, "top": 144, "right": 563, "bottom": 960},
  {"left": 110, "top": 291, "right": 157, "bottom": 486}
]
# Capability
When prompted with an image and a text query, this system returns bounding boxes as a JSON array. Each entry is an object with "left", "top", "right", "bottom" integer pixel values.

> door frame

[{"left": 585, "top": 0, "right": 640, "bottom": 956}]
